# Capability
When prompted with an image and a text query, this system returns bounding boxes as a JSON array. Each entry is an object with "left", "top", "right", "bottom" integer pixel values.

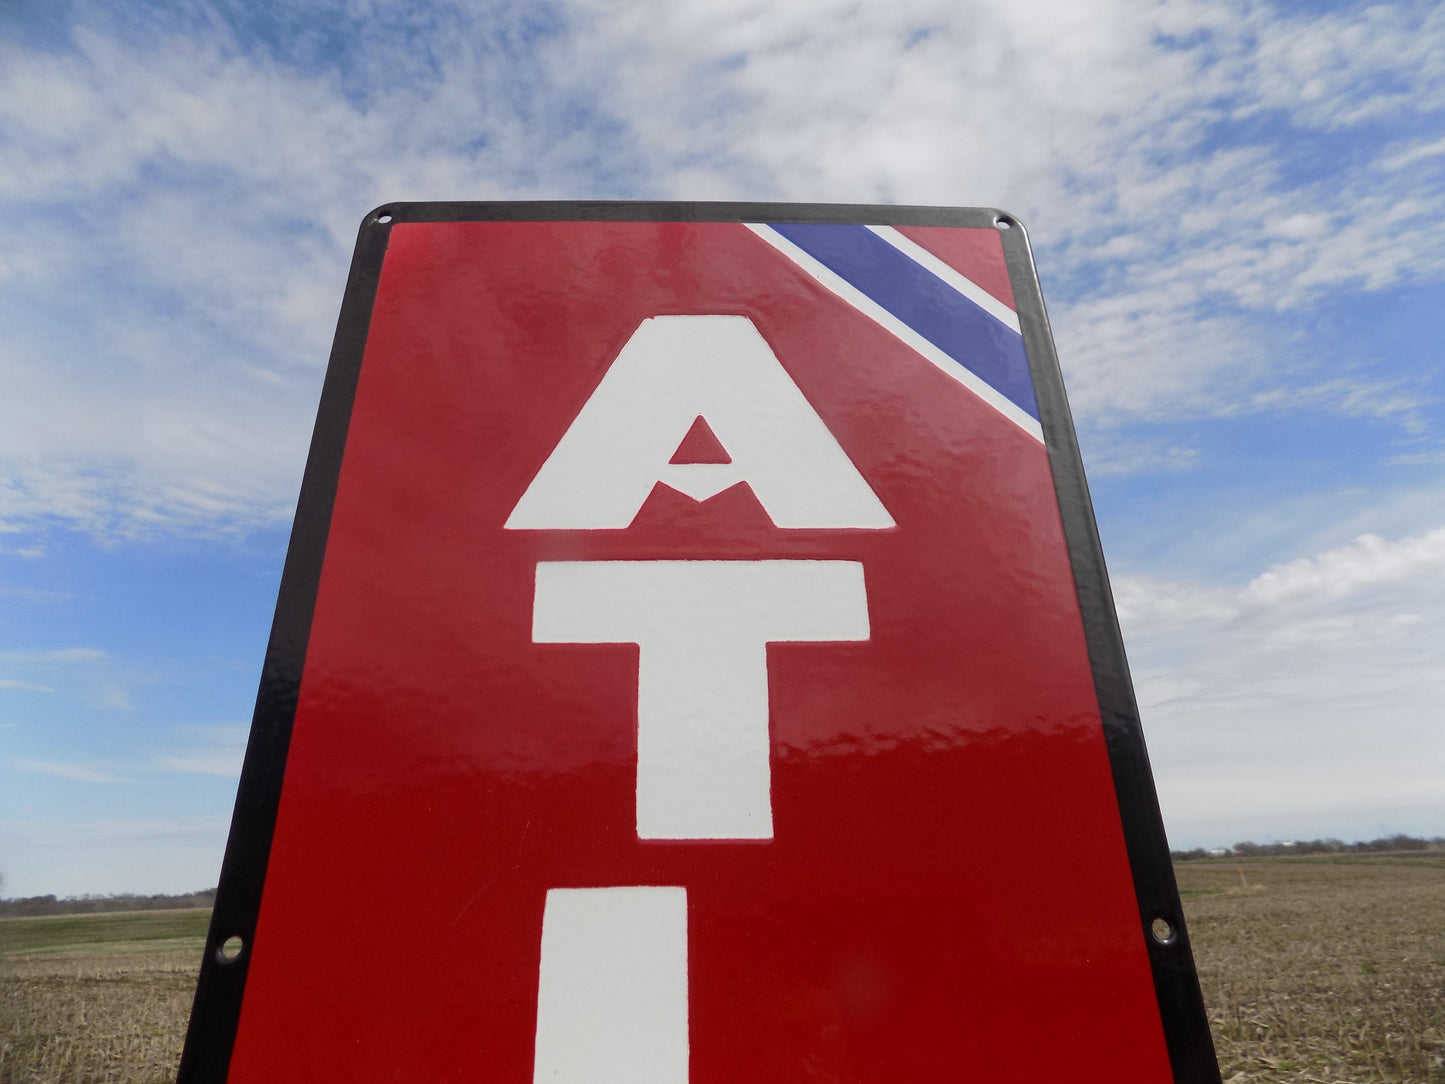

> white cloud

[
  {"left": 0, "top": 647, "right": 108, "bottom": 664},
  {"left": 9, "top": 724, "right": 248, "bottom": 785},
  {"left": 13, "top": 758, "right": 133, "bottom": 785},
  {"left": 1243, "top": 526, "right": 1445, "bottom": 605},
  {"left": 0, "top": 583, "right": 75, "bottom": 603},
  {"left": 562, "top": 0, "right": 1445, "bottom": 423},
  {"left": 1116, "top": 523, "right": 1445, "bottom": 843},
  {"left": 2, "top": 0, "right": 1443, "bottom": 537},
  {"left": 1083, "top": 439, "right": 1200, "bottom": 479},
  {"left": 3, "top": 0, "right": 1443, "bottom": 884},
  {"left": 1381, "top": 134, "right": 1445, "bottom": 172},
  {"left": 1117, "top": 524, "right": 1445, "bottom": 628},
  {"left": 0, "top": 680, "right": 55, "bottom": 693},
  {"left": 155, "top": 724, "right": 249, "bottom": 777},
  {"left": 1, "top": 1, "right": 634, "bottom": 540},
  {"left": 0, "top": 647, "right": 139, "bottom": 715},
  {"left": 1226, "top": 378, "right": 1432, "bottom": 433},
  {"left": 1232, "top": 2, "right": 1445, "bottom": 129},
  {"left": 155, "top": 752, "right": 244, "bottom": 776},
  {"left": 0, "top": 815, "right": 232, "bottom": 896},
  {"left": 94, "top": 686, "right": 134, "bottom": 712}
]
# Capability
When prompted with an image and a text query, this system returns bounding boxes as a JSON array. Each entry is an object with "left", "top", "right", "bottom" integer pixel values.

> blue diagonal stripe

[{"left": 768, "top": 223, "right": 1039, "bottom": 420}]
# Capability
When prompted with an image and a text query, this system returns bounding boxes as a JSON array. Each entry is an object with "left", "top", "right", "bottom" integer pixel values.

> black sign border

[{"left": 179, "top": 201, "right": 1220, "bottom": 1083}]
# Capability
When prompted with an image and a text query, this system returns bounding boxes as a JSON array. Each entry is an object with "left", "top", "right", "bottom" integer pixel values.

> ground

[
  {"left": 1178, "top": 853, "right": 1445, "bottom": 1082},
  {"left": 2, "top": 855, "right": 1442, "bottom": 1082},
  {"left": 0, "top": 910, "right": 207, "bottom": 1084}
]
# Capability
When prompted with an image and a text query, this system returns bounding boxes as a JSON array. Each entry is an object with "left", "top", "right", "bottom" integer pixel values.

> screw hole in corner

[
  {"left": 994, "top": 214, "right": 1014, "bottom": 231},
  {"left": 376, "top": 210, "right": 394, "bottom": 225},
  {"left": 1149, "top": 915, "right": 1176, "bottom": 945},
  {"left": 216, "top": 934, "right": 245, "bottom": 964}
]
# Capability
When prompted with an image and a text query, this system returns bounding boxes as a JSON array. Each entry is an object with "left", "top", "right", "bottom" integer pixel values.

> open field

[
  {"left": 1177, "top": 853, "right": 1445, "bottom": 1082},
  {"left": 2, "top": 855, "right": 1443, "bottom": 1081},
  {"left": 0, "top": 910, "right": 207, "bottom": 1084}
]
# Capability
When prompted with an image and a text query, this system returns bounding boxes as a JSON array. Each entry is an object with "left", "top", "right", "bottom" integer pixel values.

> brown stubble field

[
  {"left": 2, "top": 855, "right": 1443, "bottom": 1082},
  {"left": 1178, "top": 853, "right": 1445, "bottom": 1082},
  {"left": 0, "top": 911, "right": 206, "bottom": 1084}
]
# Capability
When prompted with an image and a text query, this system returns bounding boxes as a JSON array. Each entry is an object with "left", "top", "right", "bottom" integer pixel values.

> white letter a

[{"left": 505, "top": 316, "right": 894, "bottom": 529}]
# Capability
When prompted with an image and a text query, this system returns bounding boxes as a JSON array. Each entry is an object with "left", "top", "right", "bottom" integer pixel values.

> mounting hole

[
  {"left": 995, "top": 214, "right": 1015, "bottom": 231},
  {"left": 1150, "top": 916, "right": 1176, "bottom": 945},
  {"left": 376, "top": 210, "right": 394, "bottom": 224},
  {"left": 216, "top": 935, "right": 245, "bottom": 964}
]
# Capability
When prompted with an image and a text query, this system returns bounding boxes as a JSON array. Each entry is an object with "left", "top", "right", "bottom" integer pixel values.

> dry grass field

[
  {"left": 1178, "top": 853, "right": 1445, "bottom": 1082},
  {"left": 1, "top": 854, "right": 1442, "bottom": 1081},
  {"left": 0, "top": 910, "right": 207, "bottom": 1084}
]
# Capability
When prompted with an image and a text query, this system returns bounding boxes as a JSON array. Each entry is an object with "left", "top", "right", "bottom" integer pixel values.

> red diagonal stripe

[{"left": 894, "top": 225, "right": 1016, "bottom": 310}]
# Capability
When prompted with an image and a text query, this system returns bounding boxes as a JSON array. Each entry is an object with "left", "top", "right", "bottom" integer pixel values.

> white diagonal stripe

[
  {"left": 865, "top": 224, "right": 1022, "bottom": 334},
  {"left": 745, "top": 224, "right": 1044, "bottom": 443}
]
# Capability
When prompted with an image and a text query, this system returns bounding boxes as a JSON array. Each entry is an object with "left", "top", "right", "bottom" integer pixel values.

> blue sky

[{"left": 2, "top": 0, "right": 1444, "bottom": 897}]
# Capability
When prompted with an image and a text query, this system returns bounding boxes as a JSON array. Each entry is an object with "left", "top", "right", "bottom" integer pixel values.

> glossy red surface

[
  {"left": 227, "top": 221, "right": 1172, "bottom": 1081},
  {"left": 669, "top": 415, "right": 732, "bottom": 464},
  {"left": 893, "top": 223, "right": 1017, "bottom": 309}
]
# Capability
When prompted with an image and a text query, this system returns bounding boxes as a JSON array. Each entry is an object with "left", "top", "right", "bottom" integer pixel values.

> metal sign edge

[
  {"left": 1001, "top": 222, "right": 1222, "bottom": 1083},
  {"left": 176, "top": 213, "right": 391, "bottom": 1082}
]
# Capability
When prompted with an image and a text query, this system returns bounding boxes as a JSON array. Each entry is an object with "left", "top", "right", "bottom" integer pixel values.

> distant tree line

[
  {"left": 3, "top": 833, "right": 1441, "bottom": 910},
  {"left": 0, "top": 888, "right": 217, "bottom": 917},
  {"left": 1172, "top": 833, "right": 1445, "bottom": 861}
]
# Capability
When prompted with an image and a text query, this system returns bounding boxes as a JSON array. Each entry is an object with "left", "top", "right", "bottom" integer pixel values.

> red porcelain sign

[{"left": 182, "top": 207, "right": 1216, "bottom": 1083}]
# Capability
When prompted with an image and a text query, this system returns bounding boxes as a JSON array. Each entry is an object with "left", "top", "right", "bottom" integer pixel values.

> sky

[{"left": 1, "top": 0, "right": 1443, "bottom": 898}]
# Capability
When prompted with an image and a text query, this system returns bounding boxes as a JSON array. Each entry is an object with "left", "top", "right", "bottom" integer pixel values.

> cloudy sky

[{"left": 2, "top": 0, "right": 1443, "bottom": 897}]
